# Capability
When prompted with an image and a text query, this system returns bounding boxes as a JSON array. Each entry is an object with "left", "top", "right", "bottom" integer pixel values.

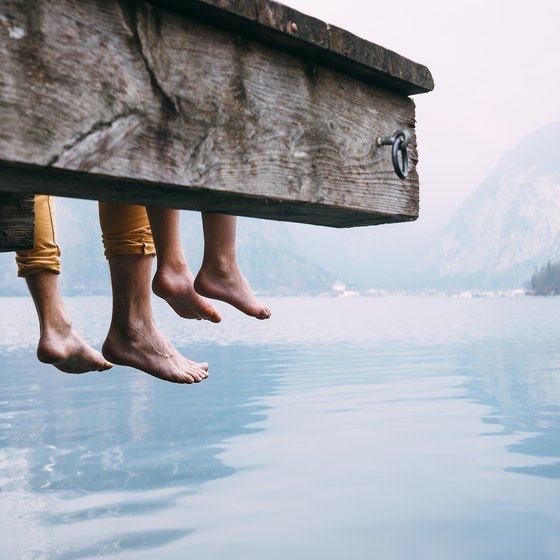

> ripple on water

[{"left": 3, "top": 296, "right": 560, "bottom": 558}]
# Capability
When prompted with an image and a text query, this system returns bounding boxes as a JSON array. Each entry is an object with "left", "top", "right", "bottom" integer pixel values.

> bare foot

[
  {"left": 37, "top": 325, "right": 113, "bottom": 374},
  {"left": 102, "top": 321, "right": 209, "bottom": 384},
  {"left": 194, "top": 264, "right": 271, "bottom": 320},
  {"left": 153, "top": 265, "right": 221, "bottom": 323}
]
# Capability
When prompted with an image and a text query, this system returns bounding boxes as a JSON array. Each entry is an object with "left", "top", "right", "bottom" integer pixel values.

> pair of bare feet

[
  {"left": 37, "top": 319, "right": 209, "bottom": 384},
  {"left": 34, "top": 260, "right": 269, "bottom": 384},
  {"left": 101, "top": 260, "right": 270, "bottom": 383},
  {"left": 152, "top": 260, "right": 272, "bottom": 323}
]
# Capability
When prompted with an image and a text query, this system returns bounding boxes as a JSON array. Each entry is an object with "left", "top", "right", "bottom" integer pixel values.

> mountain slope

[{"left": 435, "top": 121, "right": 560, "bottom": 289}]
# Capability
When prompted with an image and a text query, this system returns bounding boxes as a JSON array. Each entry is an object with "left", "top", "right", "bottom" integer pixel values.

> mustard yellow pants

[{"left": 15, "top": 195, "right": 155, "bottom": 277}]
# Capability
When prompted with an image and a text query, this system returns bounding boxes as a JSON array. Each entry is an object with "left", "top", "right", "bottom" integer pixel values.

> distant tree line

[{"left": 529, "top": 261, "right": 560, "bottom": 295}]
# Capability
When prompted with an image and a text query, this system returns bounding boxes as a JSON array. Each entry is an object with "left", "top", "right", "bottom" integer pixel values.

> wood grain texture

[
  {"left": 0, "top": 192, "right": 34, "bottom": 252},
  {"left": 0, "top": 162, "right": 408, "bottom": 227},
  {"left": 0, "top": 0, "right": 420, "bottom": 228},
  {"left": 155, "top": 0, "right": 434, "bottom": 94}
]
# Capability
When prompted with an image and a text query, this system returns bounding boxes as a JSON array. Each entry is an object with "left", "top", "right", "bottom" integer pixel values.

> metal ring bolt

[{"left": 377, "top": 129, "right": 412, "bottom": 180}]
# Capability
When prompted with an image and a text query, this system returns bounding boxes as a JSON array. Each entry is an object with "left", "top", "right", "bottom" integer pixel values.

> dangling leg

[
  {"left": 148, "top": 207, "right": 221, "bottom": 323},
  {"left": 25, "top": 270, "right": 113, "bottom": 373},
  {"left": 194, "top": 213, "right": 271, "bottom": 320},
  {"left": 99, "top": 202, "right": 209, "bottom": 383},
  {"left": 16, "top": 195, "right": 112, "bottom": 373}
]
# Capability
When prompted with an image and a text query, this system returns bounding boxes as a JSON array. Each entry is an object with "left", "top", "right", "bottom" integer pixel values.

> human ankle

[
  {"left": 200, "top": 256, "right": 239, "bottom": 278},
  {"left": 156, "top": 254, "right": 189, "bottom": 276},
  {"left": 42, "top": 315, "right": 73, "bottom": 339},
  {"left": 108, "top": 314, "right": 153, "bottom": 340}
]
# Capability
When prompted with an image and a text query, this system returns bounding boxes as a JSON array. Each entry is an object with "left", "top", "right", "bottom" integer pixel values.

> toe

[
  {"left": 201, "top": 307, "right": 222, "bottom": 323},
  {"left": 99, "top": 360, "right": 113, "bottom": 371},
  {"left": 192, "top": 370, "right": 204, "bottom": 382},
  {"left": 257, "top": 307, "right": 271, "bottom": 320},
  {"left": 209, "top": 312, "right": 222, "bottom": 324}
]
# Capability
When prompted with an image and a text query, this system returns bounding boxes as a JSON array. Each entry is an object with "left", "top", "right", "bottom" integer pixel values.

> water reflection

[
  {"left": 456, "top": 337, "right": 560, "bottom": 480},
  {"left": 2, "top": 296, "right": 560, "bottom": 558},
  {"left": 0, "top": 344, "right": 281, "bottom": 558}
]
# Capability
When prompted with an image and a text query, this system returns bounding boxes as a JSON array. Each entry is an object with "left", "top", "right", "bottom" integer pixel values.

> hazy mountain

[{"left": 430, "top": 121, "right": 560, "bottom": 289}]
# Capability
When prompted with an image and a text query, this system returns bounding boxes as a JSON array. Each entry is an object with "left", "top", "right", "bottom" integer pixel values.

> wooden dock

[{"left": 0, "top": 0, "right": 434, "bottom": 250}]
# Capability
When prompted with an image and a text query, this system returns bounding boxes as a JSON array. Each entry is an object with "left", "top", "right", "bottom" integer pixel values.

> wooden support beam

[
  {"left": 0, "top": 192, "right": 34, "bottom": 252},
  {"left": 0, "top": 0, "right": 432, "bottom": 228}
]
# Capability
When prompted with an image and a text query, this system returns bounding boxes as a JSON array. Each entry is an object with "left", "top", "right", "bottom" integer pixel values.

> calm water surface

[{"left": 1, "top": 295, "right": 560, "bottom": 559}]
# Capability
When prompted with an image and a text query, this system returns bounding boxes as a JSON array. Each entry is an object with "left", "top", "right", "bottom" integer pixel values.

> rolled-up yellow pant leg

[
  {"left": 99, "top": 202, "right": 155, "bottom": 259},
  {"left": 15, "top": 194, "right": 61, "bottom": 277}
]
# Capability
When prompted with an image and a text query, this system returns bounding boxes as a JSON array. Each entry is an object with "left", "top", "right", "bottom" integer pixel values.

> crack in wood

[
  {"left": 48, "top": 112, "right": 142, "bottom": 172},
  {"left": 185, "top": 128, "right": 217, "bottom": 185},
  {"left": 117, "top": 0, "right": 180, "bottom": 115}
]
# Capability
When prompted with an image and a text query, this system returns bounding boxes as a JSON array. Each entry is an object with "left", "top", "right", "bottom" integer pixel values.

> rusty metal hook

[{"left": 377, "top": 129, "right": 412, "bottom": 179}]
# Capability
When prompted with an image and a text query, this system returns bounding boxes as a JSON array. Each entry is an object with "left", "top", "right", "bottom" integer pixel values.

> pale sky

[{"left": 282, "top": 0, "right": 560, "bottom": 232}]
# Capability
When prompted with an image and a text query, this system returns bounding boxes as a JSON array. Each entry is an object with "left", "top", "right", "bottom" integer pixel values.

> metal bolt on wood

[{"left": 377, "top": 129, "right": 412, "bottom": 180}]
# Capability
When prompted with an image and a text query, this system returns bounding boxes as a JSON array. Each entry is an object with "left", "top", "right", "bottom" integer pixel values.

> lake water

[{"left": 1, "top": 295, "right": 560, "bottom": 559}]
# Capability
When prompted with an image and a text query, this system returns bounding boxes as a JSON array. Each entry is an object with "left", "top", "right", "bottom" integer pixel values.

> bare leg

[
  {"left": 102, "top": 254, "right": 209, "bottom": 384},
  {"left": 194, "top": 213, "right": 271, "bottom": 320},
  {"left": 26, "top": 270, "right": 112, "bottom": 374},
  {"left": 148, "top": 207, "right": 221, "bottom": 323}
]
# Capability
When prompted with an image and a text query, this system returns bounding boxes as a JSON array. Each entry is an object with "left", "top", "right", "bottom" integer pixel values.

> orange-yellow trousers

[{"left": 15, "top": 195, "right": 155, "bottom": 277}]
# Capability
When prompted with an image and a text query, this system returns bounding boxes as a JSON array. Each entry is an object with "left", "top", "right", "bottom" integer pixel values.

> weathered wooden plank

[
  {"left": 326, "top": 24, "right": 432, "bottom": 96},
  {"left": 0, "top": 192, "right": 34, "bottom": 252},
  {"left": 0, "top": 0, "right": 419, "bottom": 227},
  {"left": 0, "top": 162, "right": 410, "bottom": 227},
  {"left": 155, "top": 0, "right": 434, "bottom": 95}
]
